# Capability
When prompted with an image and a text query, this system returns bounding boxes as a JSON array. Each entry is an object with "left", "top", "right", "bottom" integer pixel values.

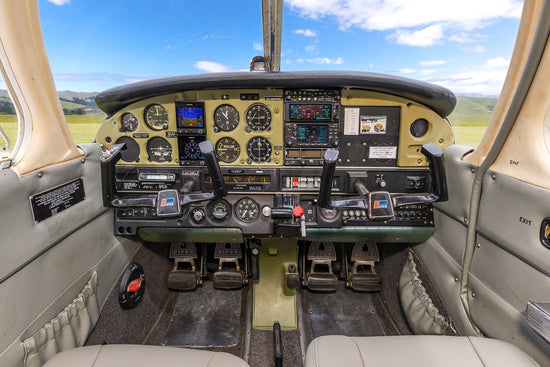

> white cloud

[
  {"left": 253, "top": 42, "right": 263, "bottom": 51},
  {"left": 396, "top": 68, "right": 438, "bottom": 75},
  {"left": 420, "top": 59, "right": 447, "bottom": 66},
  {"left": 286, "top": 0, "right": 522, "bottom": 47},
  {"left": 429, "top": 56, "right": 510, "bottom": 95},
  {"left": 305, "top": 44, "right": 318, "bottom": 53},
  {"left": 48, "top": 0, "right": 70, "bottom": 5},
  {"left": 295, "top": 29, "right": 317, "bottom": 37},
  {"left": 391, "top": 24, "right": 444, "bottom": 47},
  {"left": 396, "top": 68, "right": 416, "bottom": 74},
  {"left": 470, "top": 45, "right": 487, "bottom": 53},
  {"left": 297, "top": 57, "right": 344, "bottom": 64},
  {"left": 486, "top": 56, "right": 509, "bottom": 68},
  {"left": 54, "top": 72, "right": 149, "bottom": 85},
  {"left": 193, "top": 61, "right": 232, "bottom": 73}
]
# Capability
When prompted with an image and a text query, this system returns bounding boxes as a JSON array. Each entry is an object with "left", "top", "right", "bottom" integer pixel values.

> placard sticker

[
  {"left": 30, "top": 178, "right": 85, "bottom": 224},
  {"left": 344, "top": 108, "right": 360, "bottom": 135},
  {"left": 369, "top": 146, "right": 397, "bottom": 159},
  {"left": 360, "top": 115, "right": 387, "bottom": 134}
]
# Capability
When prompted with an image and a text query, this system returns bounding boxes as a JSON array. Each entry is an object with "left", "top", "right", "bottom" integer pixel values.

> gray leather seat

[
  {"left": 42, "top": 344, "right": 248, "bottom": 367},
  {"left": 305, "top": 335, "right": 539, "bottom": 367}
]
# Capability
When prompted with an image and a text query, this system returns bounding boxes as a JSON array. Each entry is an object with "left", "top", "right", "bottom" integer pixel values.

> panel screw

[
  {"left": 476, "top": 243, "right": 481, "bottom": 248},
  {"left": 471, "top": 292, "right": 476, "bottom": 298},
  {"left": 491, "top": 173, "right": 496, "bottom": 180},
  {"left": 439, "top": 139, "right": 444, "bottom": 143},
  {"left": 37, "top": 172, "right": 43, "bottom": 178},
  {"left": 454, "top": 276, "right": 459, "bottom": 282},
  {"left": 471, "top": 168, "right": 475, "bottom": 173},
  {"left": 81, "top": 158, "right": 85, "bottom": 164},
  {"left": 463, "top": 217, "right": 468, "bottom": 224}
]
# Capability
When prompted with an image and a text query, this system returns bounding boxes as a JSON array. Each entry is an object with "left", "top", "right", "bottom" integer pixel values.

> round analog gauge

[
  {"left": 121, "top": 112, "right": 139, "bottom": 132},
  {"left": 214, "top": 104, "right": 239, "bottom": 131},
  {"left": 144, "top": 104, "right": 169, "bottom": 130},
  {"left": 215, "top": 137, "right": 241, "bottom": 163},
  {"left": 246, "top": 136, "right": 271, "bottom": 163},
  {"left": 184, "top": 140, "right": 201, "bottom": 160},
  {"left": 208, "top": 199, "right": 231, "bottom": 221},
  {"left": 246, "top": 103, "right": 271, "bottom": 131},
  {"left": 146, "top": 137, "right": 172, "bottom": 162},
  {"left": 235, "top": 197, "right": 260, "bottom": 222},
  {"left": 115, "top": 136, "right": 140, "bottom": 162}
]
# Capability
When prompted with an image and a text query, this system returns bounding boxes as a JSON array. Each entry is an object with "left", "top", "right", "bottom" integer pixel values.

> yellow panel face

[
  {"left": 341, "top": 89, "right": 454, "bottom": 167},
  {"left": 95, "top": 88, "right": 453, "bottom": 168},
  {"left": 95, "top": 89, "right": 284, "bottom": 166},
  {"left": 198, "top": 89, "right": 284, "bottom": 166}
]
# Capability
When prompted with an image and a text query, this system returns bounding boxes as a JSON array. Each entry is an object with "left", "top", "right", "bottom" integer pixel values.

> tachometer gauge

[
  {"left": 144, "top": 104, "right": 169, "bottom": 130},
  {"left": 215, "top": 137, "right": 240, "bottom": 163},
  {"left": 235, "top": 197, "right": 259, "bottom": 222},
  {"left": 246, "top": 103, "right": 271, "bottom": 131},
  {"left": 246, "top": 136, "right": 271, "bottom": 163},
  {"left": 120, "top": 112, "right": 139, "bottom": 132},
  {"left": 146, "top": 137, "right": 172, "bottom": 162},
  {"left": 208, "top": 199, "right": 231, "bottom": 221},
  {"left": 214, "top": 104, "right": 239, "bottom": 131},
  {"left": 115, "top": 136, "right": 140, "bottom": 162}
]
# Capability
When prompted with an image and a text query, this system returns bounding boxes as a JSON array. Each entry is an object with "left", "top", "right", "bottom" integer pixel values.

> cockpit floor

[
  {"left": 304, "top": 285, "right": 384, "bottom": 339},
  {"left": 85, "top": 242, "right": 452, "bottom": 366},
  {"left": 162, "top": 282, "right": 243, "bottom": 348}
]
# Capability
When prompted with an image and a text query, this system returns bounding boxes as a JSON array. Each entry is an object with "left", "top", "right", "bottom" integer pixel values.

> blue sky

[{"left": 2, "top": 0, "right": 523, "bottom": 95}]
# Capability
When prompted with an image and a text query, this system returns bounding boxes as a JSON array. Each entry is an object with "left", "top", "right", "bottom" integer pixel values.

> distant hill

[
  {"left": 0, "top": 90, "right": 101, "bottom": 115},
  {"left": 450, "top": 95, "right": 498, "bottom": 117}
]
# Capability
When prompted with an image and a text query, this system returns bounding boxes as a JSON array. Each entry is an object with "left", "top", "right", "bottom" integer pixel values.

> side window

[
  {"left": 58, "top": 92, "right": 105, "bottom": 145},
  {"left": 0, "top": 74, "right": 16, "bottom": 159},
  {"left": 449, "top": 96, "right": 495, "bottom": 149}
]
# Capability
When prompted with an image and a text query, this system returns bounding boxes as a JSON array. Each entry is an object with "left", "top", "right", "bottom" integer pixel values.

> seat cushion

[
  {"left": 42, "top": 344, "right": 248, "bottom": 367},
  {"left": 305, "top": 335, "right": 540, "bottom": 367}
]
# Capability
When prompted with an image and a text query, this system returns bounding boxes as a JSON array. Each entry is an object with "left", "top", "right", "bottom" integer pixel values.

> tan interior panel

[{"left": 341, "top": 89, "right": 454, "bottom": 167}]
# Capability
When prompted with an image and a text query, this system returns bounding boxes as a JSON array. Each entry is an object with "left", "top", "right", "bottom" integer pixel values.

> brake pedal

[
  {"left": 347, "top": 242, "right": 381, "bottom": 292},
  {"left": 305, "top": 242, "right": 338, "bottom": 291},
  {"left": 167, "top": 242, "right": 201, "bottom": 291},
  {"left": 212, "top": 243, "right": 244, "bottom": 289}
]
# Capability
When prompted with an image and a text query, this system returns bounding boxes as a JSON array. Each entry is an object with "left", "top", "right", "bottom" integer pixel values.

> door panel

[
  {"left": 414, "top": 145, "right": 479, "bottom": 335},
  {"left": 467, "top": 171, "right": 550, "bottom": 364},
  {"left": 0, "top": 144, "right": 140, "bottom": 367},
  {"left": 477, "top": 172, "right": 550, "bottom": 272}
]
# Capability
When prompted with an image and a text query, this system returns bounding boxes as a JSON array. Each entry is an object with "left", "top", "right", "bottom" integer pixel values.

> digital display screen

[
  {"left": 297, "top": 125, "right": 328, "bottom": 144},
  {"left": 176, "top": 106, "right": 204, "bottom": 128},
  {"left": 289, "top": 104, "right": 332, "bottom": 121},
  {"left": 205, "top": 175, "right": 271, "bottom": 183}
]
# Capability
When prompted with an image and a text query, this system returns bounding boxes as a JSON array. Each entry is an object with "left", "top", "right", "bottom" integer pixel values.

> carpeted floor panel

[
  {"left": 162, "top": 282, "right": 242, "bottom": 348},
  {"left": 85, "top": 242, "right": 174, "bottom": 345},
  {"left": 248, "top": 329, "right": 303, "bottom": 367},
  {"left": 304, "top": 283, "right": 385, "bottom": 339}
]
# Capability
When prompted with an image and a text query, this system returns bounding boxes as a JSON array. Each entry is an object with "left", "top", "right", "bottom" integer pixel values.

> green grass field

[
  {"left": 0, "top": 114, "right": 105, "bottom": 150},
  {"left": 448, "top": 115, "right": 491, "bottom": 148}
]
